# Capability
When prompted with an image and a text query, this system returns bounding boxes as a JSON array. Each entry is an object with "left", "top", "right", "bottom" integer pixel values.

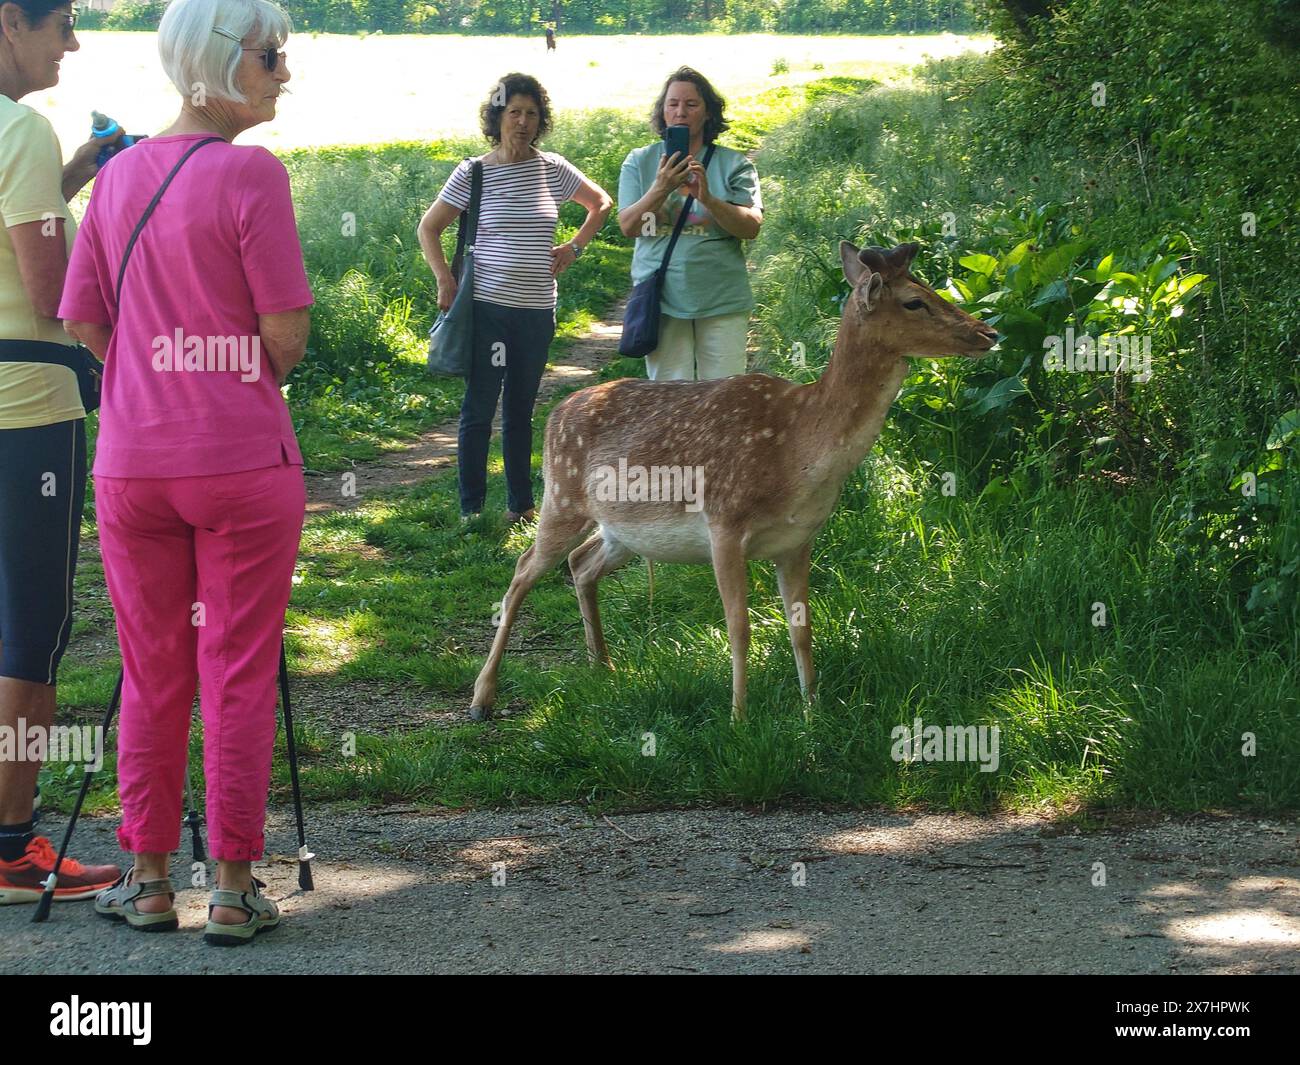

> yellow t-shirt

[{"left": 0, "top": 94, "right": 83, "bottom": 429}]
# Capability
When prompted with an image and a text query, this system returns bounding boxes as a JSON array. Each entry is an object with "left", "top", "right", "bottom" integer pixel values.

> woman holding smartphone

[{"left": 617, "top": 66, "right": 763, "bottom": 382}]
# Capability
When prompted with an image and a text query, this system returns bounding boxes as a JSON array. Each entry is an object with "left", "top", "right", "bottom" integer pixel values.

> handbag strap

[
  {"left": 114, "top": 136, "right": 224, "bottom": 307},
  {"left": 451, "top": 159, "right": 483, "bottom": 278},
  {"left": 655, "top": 142, "right": 717, "bottom": 282}
]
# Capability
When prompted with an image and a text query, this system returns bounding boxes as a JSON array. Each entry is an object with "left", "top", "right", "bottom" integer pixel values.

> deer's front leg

[
  {"left": 775, "top": 541, "right": 815, "bottom": 705},
  {"left": 469, "top": 512, "right": 590, "bottom": 720},
  {"left": 710, "top": 527, "right": 751, "bottom": 722}
]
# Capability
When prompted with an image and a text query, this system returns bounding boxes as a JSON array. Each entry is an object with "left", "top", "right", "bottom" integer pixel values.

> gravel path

[{"left": 4, "top": 805, "right": 1296, "bottom": 974}]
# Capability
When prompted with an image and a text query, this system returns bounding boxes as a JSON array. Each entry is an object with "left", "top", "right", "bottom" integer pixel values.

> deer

[{"left": 468, "top": 241, "right": 999, "bottom": 722}]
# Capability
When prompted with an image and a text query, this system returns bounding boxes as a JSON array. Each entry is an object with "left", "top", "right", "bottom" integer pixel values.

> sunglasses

[
  {"left": 212, "top": 27, "right": 286, "bottom": 72},
  {"left": 58, "top": 9, "right": 78, "bottom": 39},
  {"left": 245, "top": 46, "right": 287, "bottom": 72}
]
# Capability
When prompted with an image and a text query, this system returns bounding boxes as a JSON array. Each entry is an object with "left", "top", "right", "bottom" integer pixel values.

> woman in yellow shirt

[{"left": 0, "top": 0, "right": 121, "bottom": 902}]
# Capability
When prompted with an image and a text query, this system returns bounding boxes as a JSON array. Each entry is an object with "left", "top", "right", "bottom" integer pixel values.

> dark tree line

[{"left": 87, "top": 0, "right": 980, "bottom": 34}]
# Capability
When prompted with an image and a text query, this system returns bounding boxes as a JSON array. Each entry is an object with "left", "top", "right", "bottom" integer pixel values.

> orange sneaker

[{"left": 0, "top": 836, "right": 121, "bottom": 904}]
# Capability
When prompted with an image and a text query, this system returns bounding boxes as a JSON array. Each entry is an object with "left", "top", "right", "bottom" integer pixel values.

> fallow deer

[{"left": 468, "top": 241, "right": 998, "bottom": 721}]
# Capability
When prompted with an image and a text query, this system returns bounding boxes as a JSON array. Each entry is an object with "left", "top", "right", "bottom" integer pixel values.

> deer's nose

[{"left": 967, "top": 323, "right": 999, "bottom": 350}]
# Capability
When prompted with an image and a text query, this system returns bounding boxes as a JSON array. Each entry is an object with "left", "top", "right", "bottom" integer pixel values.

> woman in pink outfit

[{"left": 59, "top": 0, "right": 311, "bottom": 946}]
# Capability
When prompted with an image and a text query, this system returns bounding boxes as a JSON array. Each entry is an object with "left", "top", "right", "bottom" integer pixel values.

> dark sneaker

[{"left": 0, "top": 836, "right": 121, "bottom": 904}]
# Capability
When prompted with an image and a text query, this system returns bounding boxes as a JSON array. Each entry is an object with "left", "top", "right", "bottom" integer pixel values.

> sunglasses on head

[{"left": 212, "top": 27, "right": 286, "bottom": 72}]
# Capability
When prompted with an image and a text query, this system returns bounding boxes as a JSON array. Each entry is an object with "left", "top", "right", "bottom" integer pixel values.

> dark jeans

[{"left": 458, "top": 299, "right": 556, "bottom": 515}]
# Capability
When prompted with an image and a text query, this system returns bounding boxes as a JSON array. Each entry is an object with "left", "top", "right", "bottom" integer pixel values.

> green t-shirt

[{"left": 618, "top": 141, "right": 762, "bottom": 320}]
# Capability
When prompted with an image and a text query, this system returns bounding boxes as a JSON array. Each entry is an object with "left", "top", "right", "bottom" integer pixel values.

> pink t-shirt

[{"left": 59, "top": 133, "right": 313, "bottom": 478}]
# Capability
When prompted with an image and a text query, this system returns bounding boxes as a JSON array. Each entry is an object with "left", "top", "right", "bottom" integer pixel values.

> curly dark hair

[
  {"left": 650, "top": 66, "right": 729, "bottom": 145},
  {"left": 480, "top": 73, "right": 553, "bottom": 146}
]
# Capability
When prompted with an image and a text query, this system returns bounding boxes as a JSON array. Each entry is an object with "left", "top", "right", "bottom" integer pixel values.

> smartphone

[{"left": 662, "top": 124, "right": 690, "bottom": 163}]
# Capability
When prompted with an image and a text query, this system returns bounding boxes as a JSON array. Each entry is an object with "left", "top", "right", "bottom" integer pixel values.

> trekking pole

[
  {"left": 32, "top": 670, "right": 123, "bottom": 923},
  {"left": 183, "top": 757, "right": 206, "bottom": 863},
  {"left": 278, "top": 642, "right": 314, "bottom": 890}
]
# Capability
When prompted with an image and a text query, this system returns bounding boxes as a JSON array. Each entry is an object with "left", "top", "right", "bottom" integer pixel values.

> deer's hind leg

[
  {"left": 469, "top": 510, "right": 593, "bottom": 720},
  {"left": 569, "top": 531, "right": 635, "bottom": 668}
]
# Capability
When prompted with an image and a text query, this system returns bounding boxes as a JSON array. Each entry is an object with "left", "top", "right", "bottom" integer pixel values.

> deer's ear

[
  {"left": 840, "top": 240, "right": 868, "bottom": 286},
  {"left": 842, "top": 241, "right": 884, "bottom": 313},
  {"left": 860, "top": 271, "right": 884, "bottom": 314}
]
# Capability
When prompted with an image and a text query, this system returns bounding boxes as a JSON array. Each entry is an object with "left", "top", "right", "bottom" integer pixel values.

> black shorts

[{"left": 0, "top": 417, "right": 87, "bottom": 685}]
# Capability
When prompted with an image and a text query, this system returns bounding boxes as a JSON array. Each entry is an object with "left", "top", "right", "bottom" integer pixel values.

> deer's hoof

[{"left": 468, "top": 704, "right": 493, "bottom": 722}]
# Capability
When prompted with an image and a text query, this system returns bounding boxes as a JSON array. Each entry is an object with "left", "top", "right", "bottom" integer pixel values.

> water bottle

[{"left": 91, "top": 111, "right": 135, "bottom": 167}]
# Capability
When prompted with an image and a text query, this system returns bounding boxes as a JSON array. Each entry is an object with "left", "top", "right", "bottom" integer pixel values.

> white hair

[{"left": 158, "top": 0, "right": 291, "bottom": 105}]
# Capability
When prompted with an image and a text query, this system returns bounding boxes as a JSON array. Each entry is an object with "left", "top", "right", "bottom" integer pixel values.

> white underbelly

[{"left": 600, "top": 512, "right": 713, "bottom": 564}]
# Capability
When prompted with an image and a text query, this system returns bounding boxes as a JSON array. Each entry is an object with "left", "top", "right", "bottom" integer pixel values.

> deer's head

[{"left": 839, "top": 241, "right": 998, "bottom": 358}]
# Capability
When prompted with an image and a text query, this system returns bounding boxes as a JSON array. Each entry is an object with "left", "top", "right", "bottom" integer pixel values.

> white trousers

[{"left": 644, "top": 311, "right": 749, "bottom": 381}]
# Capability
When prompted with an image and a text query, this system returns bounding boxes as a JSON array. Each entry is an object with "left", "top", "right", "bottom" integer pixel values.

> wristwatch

[{"left": 569, "top": 240, "right": 585, "bottom": 259}]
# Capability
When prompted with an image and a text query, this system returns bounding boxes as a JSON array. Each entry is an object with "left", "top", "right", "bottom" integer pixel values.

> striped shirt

[{"left": 437, "top": 151, "right": 585, "bottom": 310}]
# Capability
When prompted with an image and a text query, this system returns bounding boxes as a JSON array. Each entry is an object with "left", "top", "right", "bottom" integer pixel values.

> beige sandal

[
  {"left": 203, "top": 876, "right": 280, "bottom": 947},
  {"left": 94, "top": 870, "right": 178, "bottom": 932}
]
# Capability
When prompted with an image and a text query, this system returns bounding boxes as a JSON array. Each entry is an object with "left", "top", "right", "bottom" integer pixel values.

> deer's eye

[{"left": 903, "top": 299, "right": 926, "bottom": 311}]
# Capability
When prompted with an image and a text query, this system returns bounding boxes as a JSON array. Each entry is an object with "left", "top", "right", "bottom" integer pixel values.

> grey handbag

[{"left": 426, "top": 159, "right": 483, "bottom": 377}]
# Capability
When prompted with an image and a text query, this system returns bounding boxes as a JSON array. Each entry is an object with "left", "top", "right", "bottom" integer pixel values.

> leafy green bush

[
  {"left": 750, "top": 2, "right": 1298, "bottom": 639},
  {"left": 99, "top": 0, "right": 164, "bottom": 31},
  {"left": 965, "top": 0, "right": 1300, "bottom": 499}
]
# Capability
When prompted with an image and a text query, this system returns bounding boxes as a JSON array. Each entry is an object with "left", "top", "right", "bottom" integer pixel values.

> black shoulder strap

[
  {"left": 656, "top": 142, "right": 717, "bottom": 282},
  {"left": 451, "top": 159, "right": 483, "bottom": 280},
  {"left": 114, "top": 136, "right": 223, "bottom": 307},
  {"left": 463, "top": 160, "right": 484, "bottom": 245},
  {"left": 468, "top": 159, "right": 483, "bottom": 242}
]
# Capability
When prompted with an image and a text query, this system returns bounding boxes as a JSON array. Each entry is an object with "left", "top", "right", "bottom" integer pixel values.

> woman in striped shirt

[{"left": 418, "top": 73, "right": 612, "bottom": 524}]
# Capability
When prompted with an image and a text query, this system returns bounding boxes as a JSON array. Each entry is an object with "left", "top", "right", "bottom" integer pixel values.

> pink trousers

[{"left": 95, "top": 461, "right": 305, "bottom": 861}]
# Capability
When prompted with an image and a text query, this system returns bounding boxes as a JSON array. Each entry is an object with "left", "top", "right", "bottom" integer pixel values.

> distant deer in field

[{"left": 469, "top": 241, "right": 998, "bottom": 722}]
